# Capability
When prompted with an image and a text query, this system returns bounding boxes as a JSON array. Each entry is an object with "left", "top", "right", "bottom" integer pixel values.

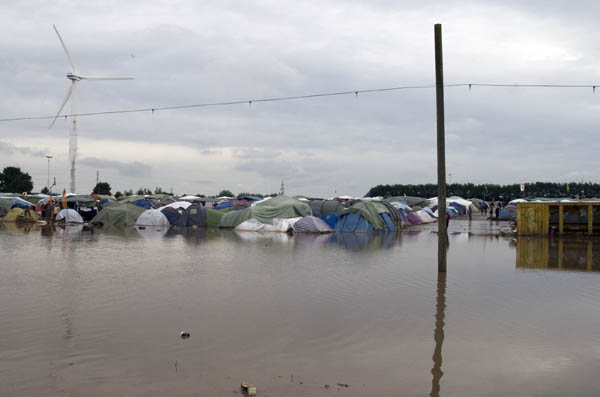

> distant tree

[
  {"left": 136, "top": 187, "right": 152, "bottom": 195},
  {"left": 40, "top": 186, "right": 50, "bottom": 194},
  {"left": 123, "top": 189, "right": 134, "bottom": 196},
  {"left": 265, "top": 192, "right": 279, "bottom": 197},
  {"left": 115, "top": 191, "right": 123, "bottom": 199},
  {"left": 154, "top": 186, "right": 167, "bottom": 194},
  {"left": 92, "top": 182, "right": 112, "bottom": 195},
  {"left": 0, "top": 166, "right": 33, "bottom": 193},
  {"left": 218, "top": 189, "right": 234, "bottom": 197},
  {"left": 237, "top": 192, "right": 264, "bottom": 199}
]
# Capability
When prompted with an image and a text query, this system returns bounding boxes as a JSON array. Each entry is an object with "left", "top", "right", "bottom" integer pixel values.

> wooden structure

[{"left": 517, "top": 202, "right": 600, "bottom": 236}]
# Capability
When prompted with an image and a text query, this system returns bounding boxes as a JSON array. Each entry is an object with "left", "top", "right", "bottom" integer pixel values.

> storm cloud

[{"left": 1, "top": 1, "right": 599, "bottom": 196}]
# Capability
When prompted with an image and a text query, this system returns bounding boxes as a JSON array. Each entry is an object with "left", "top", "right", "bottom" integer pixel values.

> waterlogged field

[{"left": 1, "top": 219, "right": 599, "bottom": 396}]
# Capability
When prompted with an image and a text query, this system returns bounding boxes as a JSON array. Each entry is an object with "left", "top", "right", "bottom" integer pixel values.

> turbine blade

[
  {"left": 53, "top": 24, "right": 78, "bottom": 73},
  {"left": 82, "top": 76, "right": 134, "bottom": 80},
  {"left": 49, "top": 82, "right": 74, "bottom": 129}
]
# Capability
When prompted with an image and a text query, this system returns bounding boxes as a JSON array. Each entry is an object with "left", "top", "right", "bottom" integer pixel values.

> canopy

[
  {"left": 136, "top": 209, "right": 170, "bottom": 226},
  {"left": 90, "top": 203, "right": 145, "bottom": 228},
  {"left": 219, "top": 195, "right": 312, "bottom": 229},
  {"left": 55, "top": 208, "right": 84, "bottom": 223}
]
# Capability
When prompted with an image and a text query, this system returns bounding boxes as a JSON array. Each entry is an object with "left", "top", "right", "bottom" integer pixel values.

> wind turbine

[{"left": 50, "top": 24, "right": 133, "bottom": 194}]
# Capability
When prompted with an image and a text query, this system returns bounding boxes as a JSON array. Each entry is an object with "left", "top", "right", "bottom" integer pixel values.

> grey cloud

[
  {"left": 79, "top": 157, "right": 151, "bottom": 178},
  {"left": 0, "top": 140, "right": 47, "bottom": 157}
]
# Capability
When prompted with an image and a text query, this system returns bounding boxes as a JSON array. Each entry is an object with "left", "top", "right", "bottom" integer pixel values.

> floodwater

[{"left": 1, "top": 218, "right": 600, "bottom": 396}]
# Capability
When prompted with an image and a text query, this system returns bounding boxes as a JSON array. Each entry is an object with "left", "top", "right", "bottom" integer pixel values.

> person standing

[{"left": 495, "top": 204, "right": 500, "bottom": 220}]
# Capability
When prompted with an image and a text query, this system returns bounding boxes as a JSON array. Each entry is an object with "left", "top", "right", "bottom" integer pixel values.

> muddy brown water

[{"left": 1, "top": 219, "right": 599, "bottom": 396}]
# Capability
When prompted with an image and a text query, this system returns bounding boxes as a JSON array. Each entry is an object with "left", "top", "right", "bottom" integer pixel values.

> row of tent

[
  {"left": 85, "top": 195, "right": 440, "bottom": 233},
  {"left": 2, "top": 190, "right": 526, "bottom": 232}
]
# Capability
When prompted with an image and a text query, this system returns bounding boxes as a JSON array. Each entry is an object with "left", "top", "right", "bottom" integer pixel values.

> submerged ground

[{"left": 1, "top": 217, "right": 599, "bottom": 396}]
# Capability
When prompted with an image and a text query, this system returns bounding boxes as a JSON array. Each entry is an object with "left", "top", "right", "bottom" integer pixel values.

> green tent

[
  {"left": 90, "top": 203, "right": 145, "bottom": 228},
  {"left": 342, "top": 201, "right": 391, "bottom": 230},
  {"left": 219, "top": 195, "right": 312, "bottom": 228}
]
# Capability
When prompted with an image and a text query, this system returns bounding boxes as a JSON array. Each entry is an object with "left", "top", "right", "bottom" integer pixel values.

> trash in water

[
  {"left": 180, "top": 331, "right": 190, "bottom": 339},
  {"left": 241, "top": 383, "right": 256, "bottom": 395}
]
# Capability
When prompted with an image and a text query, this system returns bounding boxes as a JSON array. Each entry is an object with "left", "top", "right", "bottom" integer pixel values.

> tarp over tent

[
  {"left": 234, "top": 217, "right": 302, "bottom": 232},
  {"left": 0, "top": 196, "right": 34, "bottom": 210},
  {"left": 136, "top": 209, "right": 170, "bottom": 226},
  {"left": 90, "top": 203, "right": 145, "bottom": 228},
  {"left": 341, "top": 201, "right": 391, "bottom": 230},
  {"left": 55, "top": 208, "right": 84, "bottom": 223},
  {"left": 335, "top": 201, "right": 395, "bottom": 232},
  {"left": 219, "top": 195, "right": 312, "bottom": 229}
]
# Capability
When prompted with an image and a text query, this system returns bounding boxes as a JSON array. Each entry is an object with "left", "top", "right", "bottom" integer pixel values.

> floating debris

[
  {"left": 241, "top": 383, "right": 256, "bottom": 395},
  {"left": 180, "top": 331, "right": 190, "bottom": 339}
]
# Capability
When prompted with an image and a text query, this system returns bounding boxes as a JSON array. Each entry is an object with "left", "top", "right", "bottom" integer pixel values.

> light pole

[{"left": 45, "top": 155, "right": 52, "bottom": 193}]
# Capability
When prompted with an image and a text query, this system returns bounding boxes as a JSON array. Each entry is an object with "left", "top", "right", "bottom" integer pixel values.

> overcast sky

[{"left": 1, "top": 0, "right": 599, "bottom": 197}]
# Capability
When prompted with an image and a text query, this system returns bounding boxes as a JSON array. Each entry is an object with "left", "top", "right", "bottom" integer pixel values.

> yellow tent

[{"left": 2, "top": 208, "right": 39, "bottom": 223}]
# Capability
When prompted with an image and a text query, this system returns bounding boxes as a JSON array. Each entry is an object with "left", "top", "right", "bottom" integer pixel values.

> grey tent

[
  {"left": 320, "top": 199, "right": 343, "bottom": 215},
  {"left": 293, "top": 216, "right": 333, "bottom": 233},
  {"left": 176, "top": 203, "right": 207, "bottom": 227}
]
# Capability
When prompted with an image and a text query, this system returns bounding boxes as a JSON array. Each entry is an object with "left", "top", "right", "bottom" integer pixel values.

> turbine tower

[{"left": 50, "top": 25, "right": 133, "bottom": 193}]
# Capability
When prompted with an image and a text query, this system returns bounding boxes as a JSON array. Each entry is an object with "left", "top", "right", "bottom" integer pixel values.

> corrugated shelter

[{"left": 518, "top": 201, "right": 600, "bottom": 235}]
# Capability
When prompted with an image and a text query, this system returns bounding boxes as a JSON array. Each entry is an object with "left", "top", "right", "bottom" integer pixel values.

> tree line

[{"left": 367, "top": 182, "right": 600, "bottom": 201}]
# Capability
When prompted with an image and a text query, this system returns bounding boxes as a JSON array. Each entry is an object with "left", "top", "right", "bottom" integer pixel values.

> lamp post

[{"left": 45, "top": 155, "right": 52, "bottom": 193}]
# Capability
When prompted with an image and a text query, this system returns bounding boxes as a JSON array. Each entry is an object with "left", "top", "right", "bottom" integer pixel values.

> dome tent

[
  {"left": 90, "top": 203, "right": 145, "bottom": 228},
  {"left": 136, "top": 209, "right": 170, "bottom": 226},
  {"left": 293, "top": 216, "right": 333, "bottom": 233},
  {"left": 55, "top": 208, "right": 84, "bottom": 224}
]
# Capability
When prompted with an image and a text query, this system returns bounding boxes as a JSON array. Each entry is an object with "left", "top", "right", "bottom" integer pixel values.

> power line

[{"left": 0, "top": 82, "right": 597, "bottom": 123}]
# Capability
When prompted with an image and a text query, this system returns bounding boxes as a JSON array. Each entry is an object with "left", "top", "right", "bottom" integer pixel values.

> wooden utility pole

[{"left": 435, "top": 24, "right": 447, "bottom": 272}]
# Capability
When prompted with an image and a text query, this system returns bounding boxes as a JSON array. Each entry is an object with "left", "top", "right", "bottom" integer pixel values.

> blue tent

[
  {"left": 131, "top": 199, "right": 155, "bottom": 209},
  {"left": 214, "top": 201, "right": 232, "bottom": 210},
  {"left": 9, "top": 197, "right": 34, "bottom": 209},
  {"left": 161, "top": 207, "right": 181, "bottom": 225},
  {"left": 321, "top": 212, "right": 339, "bottom": 228},
  {"left": 334, "top": 212, "right": 395, "bottom": 233}
]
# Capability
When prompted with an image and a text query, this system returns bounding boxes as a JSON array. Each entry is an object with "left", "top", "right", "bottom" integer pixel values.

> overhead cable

[{"left": 0, "top": 82, "right": 597, "bottom": 123}]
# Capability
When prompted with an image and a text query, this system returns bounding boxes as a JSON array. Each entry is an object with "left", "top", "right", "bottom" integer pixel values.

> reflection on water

[
  {"left": 2, "top": 221, "right": 600, "bottom": 396},
  {"left": 430, "top": 272, "right": 446, "bottom": 397},
  {"left": 517, "top": 237, "right": 600, "bottom": 271}
]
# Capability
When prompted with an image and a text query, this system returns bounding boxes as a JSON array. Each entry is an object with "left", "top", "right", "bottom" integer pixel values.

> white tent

[
  {"left": 136, "top": 209, "right": 170, "bottom": 226},
  {"left": 509, "top": 198, "right": 528, "bottom": 204},
  {"left": 179, "top": 195, "right": 203, "bottom": 201},
  {"left": 55, "top": 208, "right": 84, "bottom": 224},
  {"left": 234, "top": 217, "right": 302, "bottom": 232},
  {"left": 159, "top": 201, "right": 192, "bottom": 211}
]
